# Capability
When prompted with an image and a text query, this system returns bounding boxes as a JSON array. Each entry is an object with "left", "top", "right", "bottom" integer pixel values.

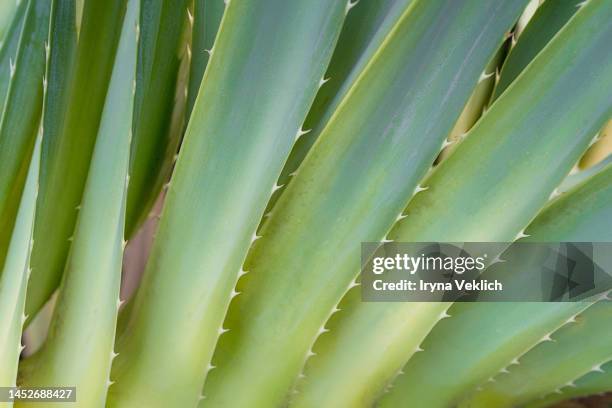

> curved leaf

[
  {"left": 0, "top": 0, "right": 26, "bottom": 114},
  {"left": 380, "top": 164, "right": 612, "bottom": 407},
  {"left": 305, "top": 2, "right": 612, "bottom": 407},
  {"left": 492, "top": 0, "right": 581, "bottom": 101},
  {"left": 437, "top": 42, "right": 508, "bottom": 162},
  {"left": 464, "top": 301, "right": 612, "bottom": 408},
  {"left": 186, "top": 0, "right": 224, "bottom": 119},
  {"left": 0, "top": 0, "right": 19, "bottom": 41},
  {"left": 17, "top": 1, "right": 136, "bottom": 405},
  {"left": 267, "top": 0, "right": 414, "bottom": 212},
  {"left": 109, "top": 1, "right": 347, "bottom": 407},
  {"left": 205, "top": 1, "right": 529, "bottom": 407},
  {"left": 525, "top": 360, "right": 612, "bottom": 408},
  {"left": 580, "top": 119, "right": 612, "bottom": 169},
  {"left": 125, "top": 0, "right": 191, "bottom": 237},
  {"left": 560, "top": 153, "right": 612, "bottom": 193},
  {"left": 0, "top": 135, "right": 39, "bottom": 390},
  {"left": 25, "top": 0, "right": 129, "bottom": 323},
  {"left": 0, "top": 0, "right": 50, "bottom": 282}
]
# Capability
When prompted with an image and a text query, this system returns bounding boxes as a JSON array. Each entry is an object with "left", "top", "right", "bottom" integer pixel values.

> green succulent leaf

[
  {"left": 0, "top": 0, "right": 607, "bottom": 406},
  {"left": 492, "top": 0, "right": 581, "bottom": 101},
  {"left": 0, "top": 0, "right": 26, "bottom": 114},
  {"left": 0, "top": 134, "right": 39, "bottom": 392},
  {"left": 525, "top": 360, "right": 612, "bottom": 408},
  {"left": 204, "top": 1, "right": 528, "bottom": 407},
  {"left": 526, "top": 162, "right": 612, "bottom": 241},
  {"left": 109, "top": 1, "right": 347, "bottom": 407},
  {"left": 379, "top": 163, "right": 612, "bottom": 407},
  {"left": 295, "top": 1, "right": 612, "bottom": 407},
  {"left": 25, "top": 0, "right": 129, "bottom": 323},
  {"left": 0, "top": 0, "right": 51, "bottom": 282},
  {"left": 464, "top": 300, "right": 612, "bottom": 408},
  {"left": 514, "top": 0, "right": 540, "bottom": 37},
  {"left": 0, "top": 0, "right": 20, "bottom": 42},
  {"left": 580, "top": 119, "right": 612, "bottom": 169},
  {"left": 559, "top": 155, "right": 612, "bottom": 193},
  {"left": 265, "top": 0, "right": 414, "bottom": 217},
  {"left": 437, "top": 42, "right": 508, "bottom": 162},
  {"left": 186, "top": 0, "right": 224, "bottom": 119},
  {"left": 125, "top": 0, "right": 191, "bottom": 237},
  {"left": 17, "top": 1, "right": 137, "bottom": 405},
  {"left": 379, "top": 303, "right": 591, "bottom": 408},
  {"left": 390, "top": 0, "right": 612, "bottom": 243}
]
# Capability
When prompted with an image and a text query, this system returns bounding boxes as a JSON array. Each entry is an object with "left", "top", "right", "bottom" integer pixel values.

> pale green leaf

[
  {"left": 109, "top": 1, "right": 347, "bottom": 407},
  {"left": 25, "top": 0, "right": 129, "bottom": 323},
  {"left": 205, "top": 2, "right": 529, "bottom": 407},
  {"left": 0, "top": 134, "right": 39, "bottom": 390},
  {"left": 17, "top": 1, "right": 137, "bottom": 406}
]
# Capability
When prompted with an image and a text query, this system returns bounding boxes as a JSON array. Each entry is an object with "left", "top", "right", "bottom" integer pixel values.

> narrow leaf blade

[
  {"left": 17, "top": 1, "right": 137, "bottom": 405},
  {"left": 110, "top": 1, "right": 347, "bottom": 407}
]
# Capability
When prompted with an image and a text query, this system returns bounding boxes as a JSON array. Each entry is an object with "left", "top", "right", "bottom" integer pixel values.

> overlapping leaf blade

[
  {"left": 0, "top": 135, "right": 39, "bottom": 393},
  {"left": 300, "top": 2, "right": 612, "bottom": 407},
  {"left": 381, "top": 165, "right": 612, "bottom": 408},
  {"left": 125, "top": 0, "right": 191, "bottom": 237},
  {"left": 204, "top": 1, "right": 528, "bottom": 407},
  {"left": 377, "top": 10, "right": 612, "bottom": 394},
  {"left": 526, "top": 361, "right": 612, "bottom": 408},
  {"left": 436, "top": 44, "right": 507, "bottom": 162},
  {"left": 109, "top": 1, "right": 347, "bottom": 407},
  {"left": 186, "top": 0, "right": 224, "bottom": 119},
  {"left": 17, "top": 1, "right": 137, "bottom": 405},
  {"left": 492, "top": 0, "right": 581, "bottom": 101},
  {"left": 0, "top": 1, "right": 606, "bottom": 407},
  {"left": 465, "top": 300, "right": 612, "bottom": 408},
  {"left": 269, "top": 0, "right": 414, "bottom": 204},
  {"left": 25, "top": 0, "right": 129, "bottom": 323},
  {"left": 0, "top": 0, "right": 50, "bottom": 283},
  {"left": 389, "top": 0, "right": 611, "bottom": 243},
  {"left": 0, "top": 0, "right": 26, "bottom": 114},
  {"left": 0, "top": 0, "right": 19, "bottom": 41},
  {"left": 580, "top": 119, "right": 612, "bottom": 169}
]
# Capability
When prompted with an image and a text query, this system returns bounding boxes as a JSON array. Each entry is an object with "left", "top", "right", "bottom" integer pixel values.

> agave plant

[{"left": 0, "top": 0, "right": 611, "bottom": 407}]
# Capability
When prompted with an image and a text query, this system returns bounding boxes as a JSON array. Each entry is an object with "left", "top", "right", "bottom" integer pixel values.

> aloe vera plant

[{"left": 0, "top": 0, "right": 611, "bottom": 407}]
